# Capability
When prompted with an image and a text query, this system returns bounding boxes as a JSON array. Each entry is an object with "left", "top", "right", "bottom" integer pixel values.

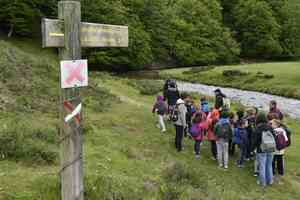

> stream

[{"left": 177, "top": 82, "right": 300, "bottom": 119}]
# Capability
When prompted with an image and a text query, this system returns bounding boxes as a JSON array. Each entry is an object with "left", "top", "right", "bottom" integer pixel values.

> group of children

[{"left": 152, "top": 81, "right": 291, "bottom": 187}]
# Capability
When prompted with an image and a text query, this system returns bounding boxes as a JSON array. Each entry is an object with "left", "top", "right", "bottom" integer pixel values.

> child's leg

[
  {"left": 158, "top": 114, "right": 166, "bottom": 131},
  {"left": 194, "top": 140, "right": 201, "bottom": 155},
  {"left": 272, "top": 155, "right": 277, "bottom": 175},
  {"left": 223, "top": 142, "right": 229, "bottom": 168},
  {"left": 277, "top": 155, "right": 284, "bottom": 176},
  {"left": 211, "top": 141, "right": 217, "bottom": 159},
  {"left": 216, "top": 141, "right": 223, "bottom": 167}
]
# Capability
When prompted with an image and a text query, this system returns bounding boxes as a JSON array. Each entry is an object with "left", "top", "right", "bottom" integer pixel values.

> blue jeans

[
  {"left": 194, "top": 140, "right": 201, "bottom": 155},
  {"left": 257, "top": 152, "right": 274, "bottom": 186}
]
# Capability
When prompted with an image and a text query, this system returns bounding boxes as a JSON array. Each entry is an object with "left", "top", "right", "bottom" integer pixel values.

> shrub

[
  {"left": 128, "top": 79, "right": 163, "bottom": 95},
  {"left": 83, "top": 84, "right": 119, "bottom": 112},
  {"left": 222, "top": 69, "right": 248, "bottom": 77},
  {"left": 183, "top": 66, "right": 215, "bottom": 75},
  {"left": 0, "top": 120, "right": 58, "bottom": 164},
  {"left": 256, "top": 72, "right": 274, "bottom": 79}
]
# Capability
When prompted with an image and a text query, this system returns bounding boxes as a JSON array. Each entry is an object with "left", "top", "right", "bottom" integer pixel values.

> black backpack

[
  {"left": 217, "top": 123, "right": 232, "bottom": 139},
  {"left": 171, "top": 105, "right": 179, "bottom": 122}
]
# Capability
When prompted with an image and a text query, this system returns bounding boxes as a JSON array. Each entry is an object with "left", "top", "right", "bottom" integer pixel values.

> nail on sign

[{"left": 60, "top": 60, "right": 88, "bottom": 89}]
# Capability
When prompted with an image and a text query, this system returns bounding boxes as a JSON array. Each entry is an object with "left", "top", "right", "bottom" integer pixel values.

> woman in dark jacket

[{"left": 254, "top": 112, "right": 275, "bottom": 187}]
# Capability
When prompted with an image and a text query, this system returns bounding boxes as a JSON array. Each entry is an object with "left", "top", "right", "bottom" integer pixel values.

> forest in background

[{"left": 0, "top": 0, "right": 299, "bottom": 71}]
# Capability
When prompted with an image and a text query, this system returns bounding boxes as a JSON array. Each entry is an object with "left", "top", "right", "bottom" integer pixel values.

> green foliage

[
  {"left": 222, "top": 69, "right": 248, "bottom": 77},
  {"left": 233, "top": 0, "right": 282, "bottom": 58},
  {"left": 0, "top": 118, "right": 58, "bottom": 164},
  {"left": 127, "top": 79, "right": 163, "bottom": 95},
  {"left": 0, "top": 0, "right": 57, "bottom": 37}
]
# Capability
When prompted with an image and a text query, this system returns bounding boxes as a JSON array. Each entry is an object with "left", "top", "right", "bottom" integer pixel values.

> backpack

[
  {"left": 260, "top": 130, "right": 276, "bottom": 152},
  {"left": 283, "top": 126, "right": 292, "bottom": 147},
  {"left": 217, "top": 122, "right": 232, "bottom": 139},
  {"left": 190, "top": 124, "right": 202, "bottom": 139},
  {"left": 171, "top": 105, "right": 179, "bottom": 122},
  {"left": 275, "top": 130, "right": 289, "bottom": 150},
  {"left": 223, "top": 98, "right": 231, "bottom": 109},
  {"left": 157, "top": 102, "right": 167, "bottom": 115}
]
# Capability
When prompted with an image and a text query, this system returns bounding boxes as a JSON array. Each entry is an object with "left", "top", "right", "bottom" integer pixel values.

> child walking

[
  {"left": 190, "top": 112, "right": 207, "bottom": 159},
  {"left": 152, "top": 95, "right": 168, "bottom": 133}
]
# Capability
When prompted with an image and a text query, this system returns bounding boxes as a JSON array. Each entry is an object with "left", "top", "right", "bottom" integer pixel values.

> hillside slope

[{"left": 0, "top": 40, "right": 300, "bottom": 199}]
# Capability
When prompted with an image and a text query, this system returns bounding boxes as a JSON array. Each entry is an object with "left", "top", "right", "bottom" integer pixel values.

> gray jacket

[{"left": 174, "top": 99, "right": 187, "bottom": 127}]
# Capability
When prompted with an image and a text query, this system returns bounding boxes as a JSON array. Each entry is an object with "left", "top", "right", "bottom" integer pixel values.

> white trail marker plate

[{"left": 60, "top": 60, "right": 88, "bottom": 89}]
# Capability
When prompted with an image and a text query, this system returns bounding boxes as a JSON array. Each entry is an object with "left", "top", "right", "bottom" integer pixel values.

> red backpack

[{"left": 275, "top": 129, "right": 289, "bottom": 150}]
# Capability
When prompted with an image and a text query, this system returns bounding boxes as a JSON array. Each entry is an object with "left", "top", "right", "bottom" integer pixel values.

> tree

[{"left": 233, "top": 0, "right": 282, "bottom": 58}]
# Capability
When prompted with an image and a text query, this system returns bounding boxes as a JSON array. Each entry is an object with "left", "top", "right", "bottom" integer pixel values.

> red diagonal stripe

[{"left": 63, "top": 101, "right": 81, "bottom": 123}]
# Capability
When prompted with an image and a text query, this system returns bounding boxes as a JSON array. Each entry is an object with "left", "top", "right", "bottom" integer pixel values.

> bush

[
  {"left": 0, "top": 120, "right": 58, "bottom": 164},
  {"left": 128, "top": 79, "right": 163, "bottom": 95},
  {"left": 256, "top": 72, "right": 274, "bottom": 79},
  {"left": 183, "top": 66, "right": 215, "bottom": 75},
  {"left": 222, "top": 69, "right": 248, "bottom": 77},
  {"left": 83, "top": 84, "right": 120, "bottom": 113}
]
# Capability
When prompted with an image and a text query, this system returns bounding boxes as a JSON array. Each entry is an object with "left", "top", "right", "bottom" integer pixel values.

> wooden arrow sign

[{"left": 42, "top": 18, "right": 129, "bottom": 48}]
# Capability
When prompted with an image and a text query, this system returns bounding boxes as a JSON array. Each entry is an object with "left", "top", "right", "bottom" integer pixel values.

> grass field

[
  {"left": 0, "top": 40, "right": 300, "bottom": 199},
  {"left": 159, "top": 62, "right": 300, "bottom": 99}
]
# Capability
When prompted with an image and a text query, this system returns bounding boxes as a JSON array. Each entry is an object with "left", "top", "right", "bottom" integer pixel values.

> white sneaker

[
  {"left": 224, "top": 165, "right": 228, "bottom": 169},
  {"left": 161, "top": 129, "right": 166, "bottom": 133}
]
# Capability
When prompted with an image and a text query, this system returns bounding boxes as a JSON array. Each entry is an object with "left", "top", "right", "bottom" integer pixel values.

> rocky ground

[{"left": 178, "top": 82, "right": 300, "bottom": 119}]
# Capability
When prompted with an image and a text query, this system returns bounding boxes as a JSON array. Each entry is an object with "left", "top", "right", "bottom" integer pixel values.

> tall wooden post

[
  {"left": 42, "top": 1, "right": 128, "bottom": 198},
  {"left": 58, "top": 1, "right": 83, "bottom": 200}
]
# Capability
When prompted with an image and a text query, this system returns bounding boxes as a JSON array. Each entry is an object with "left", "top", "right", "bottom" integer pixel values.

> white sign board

[{"left": 60, "top": 60, "right": 88, "bottom": 89}]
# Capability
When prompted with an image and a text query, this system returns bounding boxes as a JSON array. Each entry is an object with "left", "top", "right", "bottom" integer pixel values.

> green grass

[
  {"left": 160, "top": 62, "right": 300, "bottom": 99},
  {"left": 0, "top": 40, "right": 300, "bottom": 199}
]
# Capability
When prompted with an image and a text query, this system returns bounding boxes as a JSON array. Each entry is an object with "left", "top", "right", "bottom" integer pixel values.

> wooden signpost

[{"left": 41, "top": 1, "right": 128, "bottom": 200}]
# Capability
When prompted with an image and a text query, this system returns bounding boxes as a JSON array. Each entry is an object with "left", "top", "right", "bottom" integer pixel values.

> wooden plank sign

[
  {"left": 60, "top": 59, "right": 88, "bottom": 89},
  {"left": 42, "top": 18, "right": 128, "bottom": 48}
]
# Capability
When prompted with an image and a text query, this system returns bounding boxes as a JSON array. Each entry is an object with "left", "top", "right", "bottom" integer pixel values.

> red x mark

[
  {"left": 65, "top": 63, "right": 85, "bottom": 85},
  {"left": 64, "top": 101, "right": 81, "bottom": 124}
]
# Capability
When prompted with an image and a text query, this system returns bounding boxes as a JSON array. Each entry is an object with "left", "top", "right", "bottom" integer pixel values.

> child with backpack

[
  {"left": 190, "top": 112, "right": 208, "bottom": 159},
  {"left": 270, "top": 119, "right": 289, "bottom": 182},
  {"left": 236, "top": 119, "right": 249, "bottom": 168},
  {"left": 214, "top": 110, "right": 233, "bottom": 169},
  {"left": 152, "top": 95, "right": 168, "bottom": 133}
]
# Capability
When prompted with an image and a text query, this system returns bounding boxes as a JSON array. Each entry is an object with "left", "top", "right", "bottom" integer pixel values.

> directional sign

[
  {"left": 60, "top": 60, "right": 88, "bottom": 89},
  {"left": 42, "top": 18, "right": 128, "bottom": 48}
]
